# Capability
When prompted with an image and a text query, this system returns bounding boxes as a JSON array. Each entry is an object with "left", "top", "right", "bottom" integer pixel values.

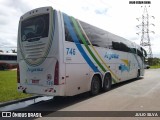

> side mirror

[{"left": 144, "top": 50, "right": 147, "bottom": 57}]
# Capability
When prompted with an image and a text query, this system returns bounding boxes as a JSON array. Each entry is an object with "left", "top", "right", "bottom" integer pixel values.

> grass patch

[
  {"left": 150, "top": 66, "right": 160, "bottom": 69},
  {"left": 0, "top": 70, "right": 31, "bottom": 102}
]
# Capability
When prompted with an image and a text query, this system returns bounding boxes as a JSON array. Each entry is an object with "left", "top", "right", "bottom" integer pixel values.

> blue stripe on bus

[{"left": 63, "top": 14, "right": 99, "bottom": 73}]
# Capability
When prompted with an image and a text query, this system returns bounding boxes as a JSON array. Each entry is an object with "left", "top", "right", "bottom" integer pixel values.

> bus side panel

[
  {"left": 65, "top": 64, "right": 91, "bottom": 96},
  {"left": 128, "top": 53, "right": 138, "bottom": 79},
  {"left": 97, "top": 47, "right": 128, "bottom": 82},
  {"left": 64, "top": 42, "right": 91, "bottom": 96}
]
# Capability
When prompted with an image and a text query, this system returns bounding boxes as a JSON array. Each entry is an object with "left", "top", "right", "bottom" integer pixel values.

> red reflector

[
  {"left": 54, "top": 61, "right": 59, "bottom": 85},
  {"left": 17, "top": 65, "right": 20, "bottom": 83}
]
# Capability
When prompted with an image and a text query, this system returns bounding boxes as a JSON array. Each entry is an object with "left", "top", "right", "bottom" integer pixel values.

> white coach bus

[{"left": 17, "top": 7, "right": 146, "bottom": 96}]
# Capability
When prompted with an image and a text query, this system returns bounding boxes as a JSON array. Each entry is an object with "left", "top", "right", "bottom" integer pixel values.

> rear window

[{"left": 21, "top": 14, "right": 49, "bottom": 42}]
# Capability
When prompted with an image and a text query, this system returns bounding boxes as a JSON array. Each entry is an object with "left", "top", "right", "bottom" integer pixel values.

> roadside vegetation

[
  {"left": 150, "top": 66, "right": 160, "bottom": 69},
  {"left": 147, "top": 57, "right": 160, "bottom": 69},
  {"left": 0, "top": 70, "right": 31, "bottom": 102}
]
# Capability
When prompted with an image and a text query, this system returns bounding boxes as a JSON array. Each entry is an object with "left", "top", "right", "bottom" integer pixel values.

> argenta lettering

[
  {"left": 104, "top": 52, "right": 119, "bottom": 60},
  {"left": 27, "top": 68, "right": 43, "bottom": 73}
]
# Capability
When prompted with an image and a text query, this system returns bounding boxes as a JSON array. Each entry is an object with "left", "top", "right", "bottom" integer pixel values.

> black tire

[
  {"left": 103, "top": 74, "right": 111, "bottom": 92},
  {"left": 137, "top": 70, "right": 140, "bottom": 79},
  {"left": 90, "top": 75, "right": 101, "bottom": 96}
]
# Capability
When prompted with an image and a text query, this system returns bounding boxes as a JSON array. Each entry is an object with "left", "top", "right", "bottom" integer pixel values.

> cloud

[
  {"left": 3, "top": 0, "right": 31, "bottom": 13},
  {"left": 95, "top": 8, "right": 108, "bottom": 15},
  {"left": 0, "top": 0, "right": 32, "bottom": 52},
  {"left": 0, "top": 0, "right": 160, "bottom": 57},
  {"left": 81, "top": 6, "right": 89, "bottom": 11},
  {"left": 0, "top": 0, "right": 31, "bottom": 28}
]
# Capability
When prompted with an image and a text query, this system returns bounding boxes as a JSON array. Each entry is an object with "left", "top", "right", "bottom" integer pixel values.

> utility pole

[{"left": 136, "top": 6, "right": 155, "bottom": 58}]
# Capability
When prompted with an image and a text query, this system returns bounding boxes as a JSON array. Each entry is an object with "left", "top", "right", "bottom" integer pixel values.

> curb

[{"left": 0, "top": 96, "right": 41, "bottom": 108}]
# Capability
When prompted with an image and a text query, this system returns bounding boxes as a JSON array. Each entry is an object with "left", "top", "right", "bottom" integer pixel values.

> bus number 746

[{"left": 66, "top": 48, "right": 76, "bottom": 55}]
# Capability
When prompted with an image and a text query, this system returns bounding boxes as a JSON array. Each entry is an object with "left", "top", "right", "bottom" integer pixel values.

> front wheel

[
  {"left": 136, "top": 70, "right": 140, "bottom": 79},
  {"left": 90, "top": 76, "right": 101, "bottom": 96},
  {"left": 103, "top": 74, "right": 111, "bottom": 92}
]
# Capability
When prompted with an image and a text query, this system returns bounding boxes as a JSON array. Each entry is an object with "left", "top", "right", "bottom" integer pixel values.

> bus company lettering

[
  {"left": 27, "top": 68, "right": 43, "bottom": 73},
  {"left": 104, "top": 52, "right": 119, "bottom": 60}
]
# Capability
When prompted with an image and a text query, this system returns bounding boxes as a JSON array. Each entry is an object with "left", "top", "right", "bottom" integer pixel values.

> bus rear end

[{"left": 17, "top": 7, "right": 65, "bottom": 96}]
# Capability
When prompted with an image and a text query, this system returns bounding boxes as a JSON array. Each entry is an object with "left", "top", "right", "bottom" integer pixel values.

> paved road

[{"left": 17, "top": 69, "right": 160, "bottom": 120}]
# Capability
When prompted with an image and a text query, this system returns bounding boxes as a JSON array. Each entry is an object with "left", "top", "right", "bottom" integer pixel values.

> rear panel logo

[{"left": 27, "top": 68, "right": 43, "bottom": 73}]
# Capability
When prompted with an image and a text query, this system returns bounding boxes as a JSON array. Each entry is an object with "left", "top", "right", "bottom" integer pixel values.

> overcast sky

[{"left": 0, "top": 0, "right": 160, "bottom": 57}]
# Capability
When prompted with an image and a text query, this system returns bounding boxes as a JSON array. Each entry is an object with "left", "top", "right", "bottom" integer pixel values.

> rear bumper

[{"left": 17, "top": 83, "right": 66, "bottom": 96}]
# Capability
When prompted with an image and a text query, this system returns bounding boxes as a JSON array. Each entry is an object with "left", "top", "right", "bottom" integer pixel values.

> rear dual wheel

[
  {"left": 90, "top": 76, "right": 101, "bottom": 96},
  {"left": 103, "top": 74, "right": 111, "bottom": 92}
]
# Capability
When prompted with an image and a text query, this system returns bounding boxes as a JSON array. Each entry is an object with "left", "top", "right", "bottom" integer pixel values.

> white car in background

[{"left": 144, "top": 64, "right": 150, "bottom": 69}]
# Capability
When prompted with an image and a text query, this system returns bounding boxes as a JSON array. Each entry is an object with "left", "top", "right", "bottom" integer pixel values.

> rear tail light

[
  {"left": 17, "top": 65, "right": 20, "bottom": 83},
  {"left": 54, "top": 61, "right": 59, "bottom": 85}
]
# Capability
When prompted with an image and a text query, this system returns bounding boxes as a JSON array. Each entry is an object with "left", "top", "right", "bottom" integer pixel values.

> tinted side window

[
  {"left": 130, "top": 48, "right": 136, "bottom": 54},
  {"left": 112, "top": 41, "right": 120, "bottom": 51},
  {"left": 79, "top": 21, "right": 112, "bottom": 48},
  {"left": 137, "top": 49, "right": 143, "bottom": 57},
  {"left": 0, "top": 55, "right": 17, "bottom": 60},
  {"left": 64, "top": 17, "right": 83, "bottom": 43},
  {"left": 120, "top": 42, "right": 130, "bottom": 52},
  {"left": 64, "top": 22, "right": 73, "bottom": 42},
  {"left": 0, "top": 55, "right": 7, "bottom": 60},
  {"left": 112, "top": 41, "right": 131, "bottom": 52},
  {"left": 0, "top": 55, "right": 4, "bottom": 60}
]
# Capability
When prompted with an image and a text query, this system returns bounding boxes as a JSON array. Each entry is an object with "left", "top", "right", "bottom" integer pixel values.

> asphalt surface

[{"left": 4, "top": 69, "right": 160, "bottom": 120}]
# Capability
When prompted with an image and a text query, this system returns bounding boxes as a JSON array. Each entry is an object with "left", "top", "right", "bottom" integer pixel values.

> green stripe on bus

[
  {"left": 71, "top": 17, "right": 106, "bottom": 73},
  {"left": 76, "top": 20, "right": 119, "bottom": 82}
]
